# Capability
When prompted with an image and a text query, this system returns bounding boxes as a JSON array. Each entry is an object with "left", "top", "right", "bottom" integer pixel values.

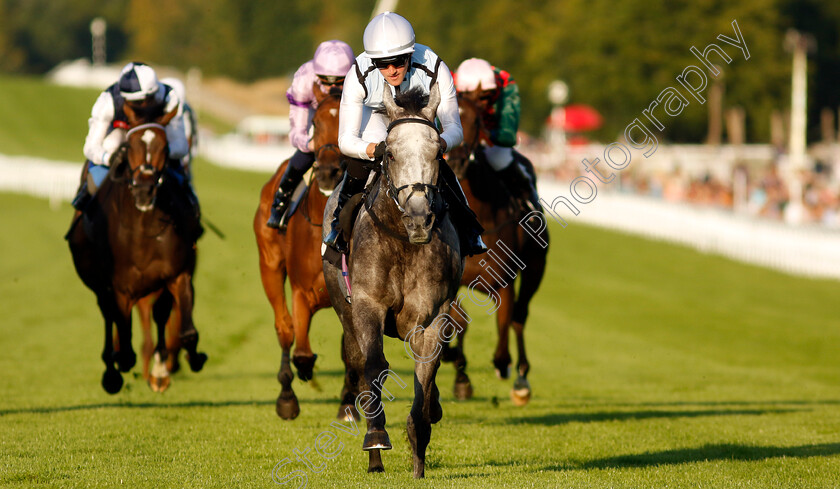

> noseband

[{"left": 382, "top": 117, "right": 441, "bottom": 214}]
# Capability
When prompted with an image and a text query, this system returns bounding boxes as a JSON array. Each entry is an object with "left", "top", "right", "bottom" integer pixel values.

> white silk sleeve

[
  {"left": 83, "top": 92, "right": 116, "bottom": 165},
  {"left": 435, "top": 62, "right": 463, "bottom": 151},
  {"left": 338, "top": 67, "right": 374, "bottom": 160}
]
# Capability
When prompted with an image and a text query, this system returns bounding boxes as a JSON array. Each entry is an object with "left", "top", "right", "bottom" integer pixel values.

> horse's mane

[{"left": 389, "top": 87, "right": 429, "bottom": 117}]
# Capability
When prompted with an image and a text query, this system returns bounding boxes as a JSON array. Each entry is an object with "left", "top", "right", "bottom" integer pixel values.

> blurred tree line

[{"left": 0, "top": 0, "right": 837, "bottom": 143}]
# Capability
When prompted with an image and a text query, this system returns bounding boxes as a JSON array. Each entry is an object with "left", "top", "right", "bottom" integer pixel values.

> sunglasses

[
  {"left": 372, "top": 54, "right": 410, "bottom": 70},
  {"left": 317, "top": 75, "right": 345, "bottom": 86}
]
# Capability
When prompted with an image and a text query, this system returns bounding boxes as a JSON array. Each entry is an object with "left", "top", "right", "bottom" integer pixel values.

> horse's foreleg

[
  {"left": 114, "top": 293, "right": 136, "bottom": 373},
  {"left": 270, "top": 284, "right": 298, "bottom": 420},
  {"left": 493, "top": 285, "right": 515, "bottom": 379},
  {"left": 98, "top": 293, "right": 122, "bottom": 394},
  {"left": 170, "top": 274, "right": 206, "bottom": 373},
  {"left": 509, "top": 235, "right": 547, "bottom": 407},
  {"left": 291, "top": 290, "right": 317, "bottom": 381},
  {"left": 337, "top": 333, "right": 361, "bottom": 421},
  {"left": 137, "top": 294, "right": 156, "bottom": 381},
  {"left": 406, "top": 327, "right": 444, "bottom": 479},
  {"left": 351, "top": 302, "right": 390, "bottom": 467},
  {"left": 149, "top": 290, "right": 174, "bottom": 392},
  {"left": 450, "top": 311, "right": 472, "bottom": 400}
]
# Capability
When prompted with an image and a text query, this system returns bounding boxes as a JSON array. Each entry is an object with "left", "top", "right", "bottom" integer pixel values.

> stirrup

[
  {"left": 324, "top": 226, "right": 348, "bottom": 254},
  {"left": 266, "top": 192, "right": 292, "bottom": 230}
]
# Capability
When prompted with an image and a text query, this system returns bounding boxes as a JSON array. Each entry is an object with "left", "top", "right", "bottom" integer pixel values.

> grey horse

[{"left": 322, "top": 83, "right": 463, "bottom": 478}]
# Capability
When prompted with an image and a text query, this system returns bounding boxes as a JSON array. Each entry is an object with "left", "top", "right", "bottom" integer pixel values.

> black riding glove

[
  {"left": 373, "top": 141, "right": 387, "bottom": 159},
  {"left": 109, "top": 144, "right": 128, "bottom": 166}
]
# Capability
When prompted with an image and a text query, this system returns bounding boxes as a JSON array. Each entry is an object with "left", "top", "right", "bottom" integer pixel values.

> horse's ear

[
  {"left": 421, "top": 83, "right": 440, "bottom": 122},
  {"left": 157, "top": 107, "right": 178, "bottom": 126},
  {"left": 124, "top": 103, "right": 140, "bottom": 126},
  {"left": 468, "top": 86, "right": 482, "bottom": 102},
  {"left": 312, "top": 81, "right": 328, "bottom": 104},
  {"left": 383, "top": 85, "right": 400, "bottom": 120}
]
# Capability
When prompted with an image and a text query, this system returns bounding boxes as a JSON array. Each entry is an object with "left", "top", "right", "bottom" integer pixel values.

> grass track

[{"left": 1, "top": 75, "right": 840, "bottom": 488}]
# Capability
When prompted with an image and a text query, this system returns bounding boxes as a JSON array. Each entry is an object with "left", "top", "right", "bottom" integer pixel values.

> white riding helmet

[
  {"left": 455, "top": 58, "right": 497, "bottom": 92},
  {"left": 313, "top": 40, "right": 355, "bottom": 77},
  {"left": 118, "top": 62, "right": 162, "bottom": 101},
  {"left": 363, "top": 11, "right": 415, "bottom": 58}
]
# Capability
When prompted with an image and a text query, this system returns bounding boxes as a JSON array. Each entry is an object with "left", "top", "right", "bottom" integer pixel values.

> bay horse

[
  {"left": 323, "top": 84, "right": 462, "bottom": 478},
  {"left": 443, "top": 92, "right": 549, "bottom": 406},
  {"left": 254, "top": 86, "right": 353, "bottom": 420},
  {"left": 67, "top": 104, "right": 206, "bottom": 394}
]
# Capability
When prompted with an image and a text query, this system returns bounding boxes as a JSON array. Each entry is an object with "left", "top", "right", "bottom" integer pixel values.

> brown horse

[
  {"left": 443, "top": 92, "right": 549, "bottom": 406},
  {"left": 68, "top": 105, "right": 206, "bottom": 394},
  {"left": 254, "top": 87, "right": 352, "bottom": 420}
]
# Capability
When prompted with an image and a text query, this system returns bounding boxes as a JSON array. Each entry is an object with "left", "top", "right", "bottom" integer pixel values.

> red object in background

[{"left": 548, "top": 104, "right": 603, "bottom": 132}]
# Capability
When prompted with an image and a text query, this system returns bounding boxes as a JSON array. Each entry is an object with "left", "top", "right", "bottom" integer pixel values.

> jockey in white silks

[
  {"left": 325, "top": 11, "right": 487, "bottom": 256},
  {"left": 266, "top": 40, "right": 356, "bottom": 229},
  {"left": 73, "top": 62, "right": 193, "bottom": 212}
]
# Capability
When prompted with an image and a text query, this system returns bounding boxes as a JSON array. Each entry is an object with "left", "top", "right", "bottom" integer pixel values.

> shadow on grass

[
  {"left": 568, "top": 442, "right": 840, "bottom": 470},
  {"left": 0, "top": 399, "right": 275, "bottom": 416},
  {"left": 501, "top": 408, "right": 801, "bottom": 426}
]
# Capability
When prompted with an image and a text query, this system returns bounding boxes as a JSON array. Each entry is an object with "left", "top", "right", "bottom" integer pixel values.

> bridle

[
  {"left": 124, "top": 123, "right": 167, "bottom": 189},
  {"left": 381, "top": 117, "right": 442, "bottom": 215}
]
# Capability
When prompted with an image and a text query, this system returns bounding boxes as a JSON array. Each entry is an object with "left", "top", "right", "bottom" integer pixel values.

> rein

[{"left": 126, "top": 122, "right": 166, "bottom": 137}]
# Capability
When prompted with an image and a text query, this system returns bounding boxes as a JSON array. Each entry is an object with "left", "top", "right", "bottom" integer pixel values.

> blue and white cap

[{"left": 118, "top": 62, "right": 161, "bottom": 101}]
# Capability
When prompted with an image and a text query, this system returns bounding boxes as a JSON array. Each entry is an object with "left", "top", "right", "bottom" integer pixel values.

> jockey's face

[{"left": 375, "top": 54, "right": 410, "bottom": 87}]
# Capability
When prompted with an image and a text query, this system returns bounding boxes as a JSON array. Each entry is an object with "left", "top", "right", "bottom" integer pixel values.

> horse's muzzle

[{"left": 402, "top": 212, "right": 435, "bottom": 244}]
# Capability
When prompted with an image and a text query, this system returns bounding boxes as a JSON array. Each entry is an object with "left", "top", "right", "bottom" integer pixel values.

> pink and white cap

[{"left": 312, "top": 40, "right": 355, "bottom": 77}]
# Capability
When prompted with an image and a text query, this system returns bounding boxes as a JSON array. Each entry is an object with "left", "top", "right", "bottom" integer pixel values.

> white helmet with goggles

[
  {"left": 363, "top": 11, "right": 415, "bottom": 60},
  {"left": 118, "top": 62, "right": 161, "bottom": 102},
  {"left": 455, "top": 58, "right": 497, "bottom": 92}
]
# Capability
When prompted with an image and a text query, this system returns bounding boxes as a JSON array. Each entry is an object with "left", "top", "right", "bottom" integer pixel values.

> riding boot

[
  {"left": 267, "top": 164, "right": 309, "bottom": 229},
  {"left": 324, "top": 159, "right": 370, "bottom": 254},
  {"left": 71, "top": 162, "right": 93, "bottom": 211},
  {"left": 497, "top": 162, "right": 542, "bottom": 213},
  {"left": 438, "top": 159, "right": 488, "bottom": 256}
]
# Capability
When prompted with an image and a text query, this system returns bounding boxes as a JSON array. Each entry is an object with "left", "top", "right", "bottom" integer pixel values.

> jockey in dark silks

[
  {"left": 72, "top": 62, "right": 198, "bottom": 217},
  {"left": 326, "top": 11, "right": 487, "bottom": 257},
  {"left": 454, "top": 58, "right": 541, "bottom": 212}
]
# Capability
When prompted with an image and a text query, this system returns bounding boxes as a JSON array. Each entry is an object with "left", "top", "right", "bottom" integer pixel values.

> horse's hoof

[
  {"left": 367, "top": 465, "right": 385, "bottom": 473},
  {"left": 149, "top": 375, "right": 171, "bottom": 393},
  {"left": 117, "top": 351, "right": 137, "bottom": 372},
  {"left": 276, "top": 392, "right": 300, "bottom": 420},
  {"left": 337, "top": 404, "right": 361, "bottom": 422},
  {"left": 188, "top": 352, "right": 207, "bottom": 372},
  {"left": 453, "top": 381, "right": 473, "bottom": 401},
  {"left": 511, "top": 377, "right": 531, "bottom": 406},
  {"left": 102, "top": 370, "right": 123, "bottom": 394},
  {"left": 293, "top": 354, "right": 318, "bottom": 382},
  {"left": 362, "top": 430, "right": 392, "bottom": 451}
]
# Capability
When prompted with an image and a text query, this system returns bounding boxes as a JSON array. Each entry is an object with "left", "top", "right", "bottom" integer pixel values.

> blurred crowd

[{"left": 521, "top": 138, "right": 840, "bottom": 228}]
